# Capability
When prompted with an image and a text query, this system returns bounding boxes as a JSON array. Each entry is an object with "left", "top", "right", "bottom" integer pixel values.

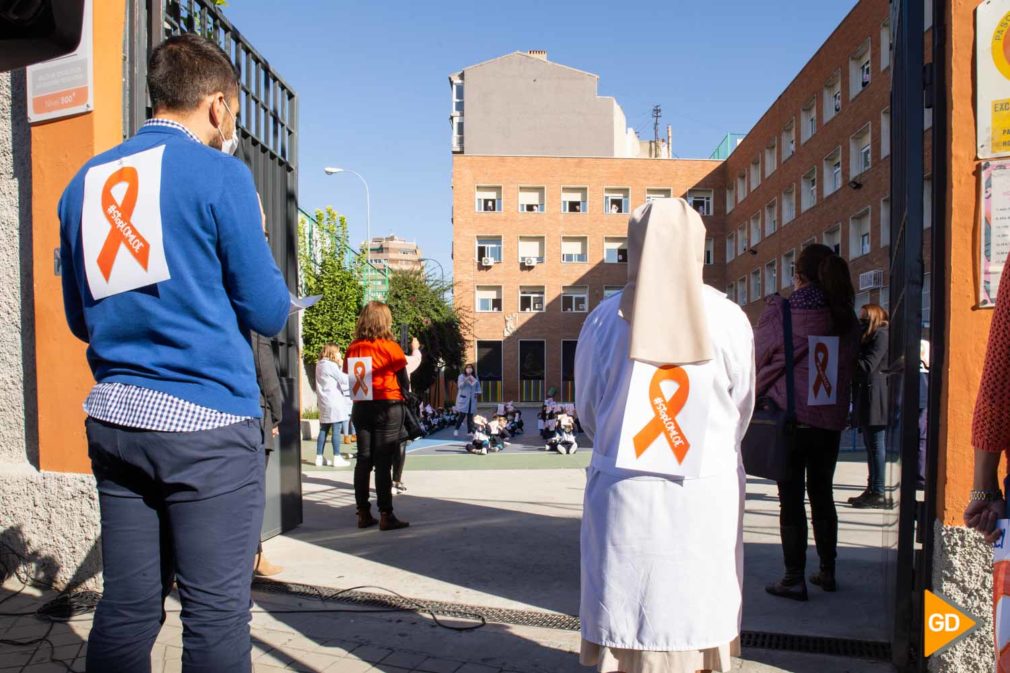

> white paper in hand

[{"left": 289, "top": 293, "right": 322, "bottom": 315}]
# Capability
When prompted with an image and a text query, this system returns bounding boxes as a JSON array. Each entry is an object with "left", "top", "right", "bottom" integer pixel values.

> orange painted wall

[
  {"left": 937, "top": 0, "right": 1002, "bottom": 525},
  {"left": 31, "top": 1, "right": 126, "bottom": 473}
]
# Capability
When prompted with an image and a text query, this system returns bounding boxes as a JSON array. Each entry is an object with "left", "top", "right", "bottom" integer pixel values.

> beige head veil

[{"left": 618, "top": 198, "right": 714, "bottom": 365}]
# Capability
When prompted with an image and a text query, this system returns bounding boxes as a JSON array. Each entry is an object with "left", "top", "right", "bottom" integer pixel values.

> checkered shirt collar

[{"left": 143, "top": 118, "right": 203, "bottom": 145}]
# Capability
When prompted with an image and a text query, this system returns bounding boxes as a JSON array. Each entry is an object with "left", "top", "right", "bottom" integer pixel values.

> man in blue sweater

[{"left": 58, "top": 34, "right": 290, "bottom": 673}]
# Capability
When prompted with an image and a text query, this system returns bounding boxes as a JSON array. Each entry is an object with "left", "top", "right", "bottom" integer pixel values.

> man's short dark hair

[{"left": 148, "top": 33, "right": 240, "bottom": 112}]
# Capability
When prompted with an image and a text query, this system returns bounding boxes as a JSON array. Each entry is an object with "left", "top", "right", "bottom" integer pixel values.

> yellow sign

[
  {"left": 994, "top": 11, "right": 1010, "bottom": 81},
  {"left": 995, "top": 99, "right": 1010, "bottom": 155},
  {"left": 924, "top": 590, "right": 978, "bottom": 658}
]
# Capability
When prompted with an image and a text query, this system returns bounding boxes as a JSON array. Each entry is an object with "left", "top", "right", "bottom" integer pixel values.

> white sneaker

[
  {"left": 453, "top": 429, "right": 459, "bottom": 437},
  {"left": 479, "top": 447, "right": 488, "bottom": 455},
  {"left": 332, "top": 455, "right": 350, "bottom": 467},
  {"left": 314, "top": 455, "right": 324, "bottom": 467}
]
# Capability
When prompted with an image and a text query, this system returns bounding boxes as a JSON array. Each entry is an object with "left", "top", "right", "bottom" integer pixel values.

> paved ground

[{"left": 1, "top": 427, "right": 900, "bottom": 672}]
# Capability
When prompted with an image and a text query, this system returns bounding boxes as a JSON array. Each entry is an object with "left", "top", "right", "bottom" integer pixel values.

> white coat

[
  {"left": 455, "top": 374, "right": 481, "bottom": 414},
  {"left": 316, "top": 359, "right": 351, "bottom": 424},
  {"left": 575, "top": 287, "right": 755, "bottom": 652}
]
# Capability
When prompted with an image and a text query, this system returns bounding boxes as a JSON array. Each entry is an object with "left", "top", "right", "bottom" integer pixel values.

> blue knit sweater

[{"left": 59, "top": 124, "right": 290, "bottom": 418}]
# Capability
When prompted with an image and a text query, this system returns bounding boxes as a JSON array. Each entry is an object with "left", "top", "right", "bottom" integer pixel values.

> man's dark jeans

[{"left": 85, "top": 418, "right": 264, "bottom": 673}]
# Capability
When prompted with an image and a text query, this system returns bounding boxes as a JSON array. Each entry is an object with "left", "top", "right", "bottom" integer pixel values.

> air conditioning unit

[
  {"left": 523, "top": 257, "right": 538, "bottom": 267},
  {"left": 859, "top": 269, "right": 884, "bottom": 291},
  {"left": 481, "top": 257, "right": 495, "bottom": 267}
]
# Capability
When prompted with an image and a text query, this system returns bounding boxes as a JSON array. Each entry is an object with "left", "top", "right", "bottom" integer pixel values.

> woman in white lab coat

[{"left": 576, "top": 199, "right": 755, "bottom": 673}]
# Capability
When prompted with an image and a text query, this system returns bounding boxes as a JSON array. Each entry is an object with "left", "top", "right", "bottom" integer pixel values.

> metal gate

[
  {"left": 125, "top": 0, "right": 303, "bottom": 537},
  {"left": 887, "top": 0, "right": 943, "bottom": 669}
]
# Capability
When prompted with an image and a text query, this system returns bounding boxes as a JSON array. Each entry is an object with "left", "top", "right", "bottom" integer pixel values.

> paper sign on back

[
  {"left": 807, "top": 336, "right": 840, "bottom": 407},
  {"left": 349, "top": 356, "right": 374, "bottom": 402}
]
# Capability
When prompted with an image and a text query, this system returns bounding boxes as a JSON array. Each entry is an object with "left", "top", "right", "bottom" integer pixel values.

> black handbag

[
  {"left": 399, "top": 393, "right": 425, "bottom": 442},
  {"left": 742, "top": 298, "right": 796, "bottom": 482}
]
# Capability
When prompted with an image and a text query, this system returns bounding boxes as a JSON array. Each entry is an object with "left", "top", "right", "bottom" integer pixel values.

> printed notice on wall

[
  {"left": 981, "top": 160, "right": 1010, "bottom": 307},
  {"left": 978, "top": 1, "right": 1010, "bottom": 158},
  {"left": 25, "top": 0, "right": 93, "bottom": 123}
]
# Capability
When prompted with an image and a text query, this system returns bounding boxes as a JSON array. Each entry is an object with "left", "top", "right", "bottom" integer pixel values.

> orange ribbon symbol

[
  {"left": 632, "top": 365, "right": 691, "bottom": 463},
  {"left": 813, "top": 342, "right": 833, "bottom": 398},
  {"left": 352, "top": 360, "right": 369, "bottom": 396},
  {"left": 97, "top": 167, "right": 150, "bottom": 282}
]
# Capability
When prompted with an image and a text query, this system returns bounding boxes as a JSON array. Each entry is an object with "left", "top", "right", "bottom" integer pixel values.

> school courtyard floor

[{"left": 0, "top": 427, "right": 898, "bottom": 672}]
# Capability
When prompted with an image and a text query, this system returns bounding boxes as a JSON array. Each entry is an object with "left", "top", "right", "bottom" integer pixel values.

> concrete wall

[
  {"left": 462, "top": 53, "right": 628, "bottom": 158},
  {"left": 0, "top": 71, "right": 101, "bottom": 590}
]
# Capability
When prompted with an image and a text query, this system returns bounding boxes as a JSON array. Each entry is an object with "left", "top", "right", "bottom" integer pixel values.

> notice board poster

[
  {"left": 25, "top": 0, "right": 93, "bottom": 123},
  {"left": 978, "top": 1, "right": 1010, "bottom": 158},
  {"left": 981, "top": 160, "right": 1010, "bottom": 307}
]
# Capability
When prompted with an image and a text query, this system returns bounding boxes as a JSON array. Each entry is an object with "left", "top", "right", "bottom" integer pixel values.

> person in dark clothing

[
  {"left": 849, "top": 304, "right": 891, "bottom": 509},
  {"left": 252, "top": 331, "right": 284, "bottom": 575}
]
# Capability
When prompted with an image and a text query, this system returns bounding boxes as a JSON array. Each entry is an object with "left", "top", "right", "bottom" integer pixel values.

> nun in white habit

[{"left": 575, "top": 199, "right": 755, "bottom": 673}]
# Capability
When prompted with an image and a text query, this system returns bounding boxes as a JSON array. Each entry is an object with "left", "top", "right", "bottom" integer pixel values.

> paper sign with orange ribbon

[
  {"left": 348, "top": 356, "right": 374, "bottom": 402},
  {"left": 81, "top": 146, "right": 171, "bottom": 300},
  {"left": 807, "top": 336, "right": 839, "bottom": 407},
  {"left": 615, "top": 361, "right": 712, "bottom": 478}
]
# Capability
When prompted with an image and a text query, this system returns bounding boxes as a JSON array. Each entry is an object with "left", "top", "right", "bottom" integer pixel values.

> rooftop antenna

[{"left": 652, "top": 105, "right": 662, "bottom": 146}]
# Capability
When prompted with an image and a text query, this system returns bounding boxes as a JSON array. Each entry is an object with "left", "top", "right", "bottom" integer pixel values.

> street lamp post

[
  {"left": 419, "top": 257, "right": 446, "bottom": 286},
  {"left": 323, "top": 167, "right": 371, "bottom": 264}
]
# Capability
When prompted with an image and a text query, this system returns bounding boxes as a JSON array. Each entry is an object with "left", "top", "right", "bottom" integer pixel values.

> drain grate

[{"left": 254, "top": 579, "right": 891, "bottom": 660}]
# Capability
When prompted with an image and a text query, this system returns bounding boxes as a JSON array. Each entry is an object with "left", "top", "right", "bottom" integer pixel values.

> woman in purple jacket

[{"left": 755, "top": 244, "right": 859, "bottom": 601}]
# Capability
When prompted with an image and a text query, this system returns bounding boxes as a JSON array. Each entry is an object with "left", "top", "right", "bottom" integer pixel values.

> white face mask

[{"left": 216, "top": 99, "right": 239, "bottom": 156}]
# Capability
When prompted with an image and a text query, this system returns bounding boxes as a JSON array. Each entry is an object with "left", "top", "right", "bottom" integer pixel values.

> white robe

[{"left": 575, "top": 286, "right": 755, "bottom": 652}]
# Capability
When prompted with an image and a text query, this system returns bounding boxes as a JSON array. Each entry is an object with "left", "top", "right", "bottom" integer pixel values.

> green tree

[
  {"left": 384, "top": 270, "right": 469, "bottom": 395},
  {"left": 298, "top": 207, "right": 363, "bottom": 366}
]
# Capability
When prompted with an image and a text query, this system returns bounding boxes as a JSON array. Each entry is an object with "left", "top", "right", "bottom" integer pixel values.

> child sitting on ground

[
  {"left": 506, "top": 404, "right": 524, "bottom": 435},
  {"left": 554, "top": 414, "right": 579, "bottom": 455},
  {"left": 487, "top": 416, "right": 509, "bottom": 452},
  {"left": 469, "top": 415, "right": 492, "bottom": 455}
]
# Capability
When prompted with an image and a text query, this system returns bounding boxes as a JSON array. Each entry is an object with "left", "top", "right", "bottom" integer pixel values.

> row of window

[
  {"left": 474, "top": 235, "right": 716, "bottom": 267},
  {"left": 473, "top": 340, "right": 579, "bottom": 404},
  {"left": 474, "top": 186, "right": 714, "bottom": 215},
  {"left": 475, "top": 285, "right": 627, "bottom": 314}
]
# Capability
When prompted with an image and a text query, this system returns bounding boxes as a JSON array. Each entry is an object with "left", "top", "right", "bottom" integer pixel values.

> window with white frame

[
  {"left": 561, "top": 286, "right": 588, "bottom": 313},
  {"left": 736, "top": 173, "right": 747, "bottom": 203},
  {"left": 765, "top": 260, "right": 778, "bottom": 296},
  {"left": 705, "top": 238, "right": 714, "bottom": 266},
  {"left": 881, "top": 108, "right": 891, "bottom": 157},
  {"left": 801, "top": 98, "right": 817, "bottom": 143},
  {"left": 451, "top": 80, "right": 464, "bottom": 114},
  {"left": 646, "top": 188, "right": 671, "bottom": 202},
  {"left": 782, "top": 185, "right": 796, "bottom": 224},
  {"left": 452, "top": 117, "right": 464, "bottom": 153},
  {"left": 881, "top": 196, "right": 891, "bottom": 247},
  {"left": 750, "top": 269, "right": 762, "bottom": 302},
  {"left": 518, "top": 187, "right": 545, "bottom": 213},
  {"left": 737, "top": 278, "right": 747, "bottom": 306},
  {"left": 561, "top": 236, "right": 588, "bottom": 263},
  {"left": 782, "top": 119, "right": 796, "bottom": 161},
  {"left": 782, "top": 250, "right": 796, "bottom": 288},
  {"left": 881, "top": 20, "right": 891, "bottom": 70},
  {"left": 737, "top": 225, "right": 748, "bottom": 256},
  {"left": 880, "top": 286, "right": 890, "bottom": 312},
  {"left": 603, "top": 286, "right": 623, "bottom": 299},
  {"left": 925, "top": 0, "right": 933, "bottom": 31},
  {"left": 726, "top": 233, "right": 736, "bottom": 262},
  {"left": 476, "top": 236, "right": 503, "bottom": 264},
  {"left": 750, "top": 213, "right": 762, "bottom": 247},
  {"left": 688, "top": 189, "right": 713, "bottom": 215},
  {"left": 801, "top": 168, "right": 817, "bottom": 212},
  {"left": 850, "top": 124, "right": 872, "bottom": 177},
  {"left": 476, "top": 186, "right": 502, "bottom": 213},
  {"left": 855, "top": 290, "right": 871, "bottom": 313},
  {"left": 824, "top": 71, "right": 842, "bottom": 123},
  {"left": 519, "top": 286, "right": 545, "bottom": 313},
  {"left": 750, "top": 157, "right": 761, "bottom": 190},
  {"left": 726, "top": 284, "right": 736, "bottom": 303},
  {"left": 924, "top": 176, "right": 933, "bottom": 229},
  {"left": 604, "top": 237, "right": 628, "bottom": 264},
  {"left": 765, "top": 200, "right": 778, "bottom": 237},
  {"left": 726, "top": 184, "right": 736, "bottom": 213},
  {"left": 849, "top": 209, "right": 872, "bottom": 259},
  {"left": 850, "top": 39, "right": 872, "bottom": 99},
  {"left": 824, "top": 226, "right": 842, "bottom": 255},
  {"left": 765, "top": 140, "right": 777, "bottom": 177},
  {"left": 604, "top": 188, "right": 630, "bottom": 214},
  {"left": 476, "top": 286, "right": 502, "bottom": 312},
  {"left": 925, "top": 101, "right": 933, "bottom": 130},
  {"left": 561, "top": 187, "right": 588, "bottom": 213},
  {"left": 518, "top": 236, "right": 545, "bottom": 263},
  {"left": 824, "top": 147, "right": 842, "bottom": 197}
]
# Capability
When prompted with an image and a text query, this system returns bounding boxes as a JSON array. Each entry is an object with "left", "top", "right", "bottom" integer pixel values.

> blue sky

[{"left": 222, "top": 1, "right": 857, "bottom": 276}]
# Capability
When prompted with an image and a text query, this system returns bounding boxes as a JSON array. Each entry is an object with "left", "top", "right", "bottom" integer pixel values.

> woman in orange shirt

[{"left": 345, "top": 302, "right": 410, "bottom": 531}]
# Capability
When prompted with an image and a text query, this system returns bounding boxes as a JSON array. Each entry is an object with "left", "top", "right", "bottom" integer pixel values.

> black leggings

[
  {"left": 455, "top": 412, "right": 474, "bottom": 433},
  {"left": 352, "top": 401, "right": 403, "bottom": 514},
  {"left": 776, "top": 426, "right": 841, "bottom": 573}
]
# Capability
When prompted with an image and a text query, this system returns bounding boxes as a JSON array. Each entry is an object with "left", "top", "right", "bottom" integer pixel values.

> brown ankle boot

[
  {"left": 254, "top": 552, "right": 284, "bottom": 577},
  {"left": 380, "top": 512, "right": 410, "bottom": 531},
  {"left": 357, "top": 508, "right": 378, "bottom": 529}
]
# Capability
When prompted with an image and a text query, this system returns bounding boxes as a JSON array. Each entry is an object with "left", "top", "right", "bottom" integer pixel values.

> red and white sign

[
  {"left": 807, "top": 336, "right": 840, "bottom": 407},
  {"left": 26, "top": 0, "right": 93, "bottom": 123},
  {"left": 81, "top": 146, "right": 171, "bottom": 299},
  {"left": 349, "top": 357, "right": 374, "bottom": 402},
  {"left": 615, "top": 361, "right": 712, "bottom": 478}
]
